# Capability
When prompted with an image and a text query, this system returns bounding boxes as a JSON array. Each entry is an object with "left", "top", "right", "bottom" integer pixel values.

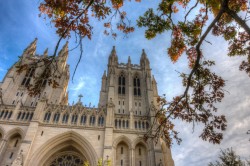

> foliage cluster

[{"left": 209, "top": 148, "right": 250, "bottom": 166}]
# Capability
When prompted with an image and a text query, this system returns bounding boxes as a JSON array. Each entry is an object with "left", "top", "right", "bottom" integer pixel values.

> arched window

[
  {"left": 17, "top": 112, "right": 21, "bottom": 120},
  {"left": 126, "top": 120, "right": 129, "bottom": 128},
  {"left": 29, "top": 112, "right": 34, "bottom": 121},
  {"left": 21, "top": 68, "right": 35, "bottom": 87},
  {"left": 8, "top": 111, "right": 12, "bottom": 119},
  {"left": 118, "top": 73, "right": 125, "bottom": 95},
  {"left": 41, "top": 68, "right": 49, "bottom": 87},
  {"left": 25, "top": 112, "right": 30, "bottom": 121},
  {"left": 139, "top": 148, "right": 141, "bottom": 155},
  {"left": 44, "top": 112, "right": 51, "bottom": 122},
  {"left": 62, "top": 113, "right": 69, "bottom": 124},
  {"left": 115, "top": 119, "right": 118, "bottom": 128},
  {"left": 138, "top": 121, "right": 141, "bottom": 129},
  {"left": 3, "top": 111, "right": 8, "bottom": 119},
  {"left": 0, "top": 111, "right": 4, "bottom": 118},
  {"left": 71, "top": 114, "right": 78, "bottom": 125},
  {"left": 89, "top": 115, "right": 95, "bottom": 126},
  {"left": 142, "top": 122, "right": 145, "bottom": 129},
  {"left": 53, "top": 112, "right": 60, "bottom": 123},
  {"left": 98, "top": 116, "right": 104, "bottom": 126},
  {"left": 135, "top": 121, "right": 137, "bottom": 129},
  {"left": 21, "top": 112, "right": 26, "bottom": 120},
  {"left": 134, "top": 76, "right": 141, "bottom": 96},
  {"left": 80, "top": 114, "right": 87, "bottom": 125},
  {"left": 121, "top": 147, "right": 123, "bottom": 154}
]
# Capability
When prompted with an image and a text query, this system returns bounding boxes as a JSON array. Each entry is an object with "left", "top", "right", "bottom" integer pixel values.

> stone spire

[
  {"left": 140, "top": 49, "right": 150, "bottom": 69},
  {"left": 108, "top": 46, "right": 118, "bottom": 66},
  {"left": 23, "top": 38, "right": 37, "bottom": 56},
  {"left": 127, "top": 56, "right": 131, "bottom": 67},
  {"left": 101, "top": 70, "right": 107, "bottom": 92}
]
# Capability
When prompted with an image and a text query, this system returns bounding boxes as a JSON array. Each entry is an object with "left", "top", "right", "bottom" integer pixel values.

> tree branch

[{"left": 224, "top": 7, "right": 250, "bottom": 35}]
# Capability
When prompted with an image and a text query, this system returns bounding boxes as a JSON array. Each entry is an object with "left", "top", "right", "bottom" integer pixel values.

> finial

[
  {"left": 43, "top": 48, "right": 48, "bottom": 57},
  {"left": 111, "top": 46, "right": 116, "bottom": 56},
  {"left": 128, "top": 56, "right": 131, "bottom": 63},
  {"left": 78, "top": 94, "right": 83, "bottom": 102},
  {"left": 142, "top": 49, "right": 146, "bottom": 57},
  {"left": 102, "top": 70, "right": 107, "bottom": 78},
  {"left": 23, "top": 38, "right": 38, "bottom": 55}
]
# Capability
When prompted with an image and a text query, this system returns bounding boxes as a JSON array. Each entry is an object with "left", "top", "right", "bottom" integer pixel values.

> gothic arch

[
  {"left": 0, "top": 126, "right": 6, "bottom": 139},
  {"left": 113, "top": 135, "right": 132, "bottom": 166},
  {"left": 113, "top": 135, "right": 132, "bottom": 149},
  {"left": 5, "top": 127, "right": 25, "bottom": 140},
  {"left": 132, "top": 137, "right": 148, "bottom": 150},
  {"left": 134, "top": 138, "right": 148, "bottom": 166},
  {"left": 28, "top": 131, "right": 98, "bottom": 166},
  {"left": 0, "top": 128, "right": 23, "bottom": 166}
]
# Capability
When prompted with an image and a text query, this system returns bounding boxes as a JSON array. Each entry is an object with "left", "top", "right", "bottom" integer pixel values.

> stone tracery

[{"left": 48, "top": 151, "right": 84, "bottom": 166}]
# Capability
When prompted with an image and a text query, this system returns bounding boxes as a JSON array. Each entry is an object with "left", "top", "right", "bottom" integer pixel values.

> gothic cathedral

[{"left": 0, "top": 39, "right": 174, "bottom": 166}]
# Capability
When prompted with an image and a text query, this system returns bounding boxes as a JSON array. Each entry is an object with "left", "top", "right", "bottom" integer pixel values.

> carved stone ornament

[
  {"left": 11, "top": 151, "right": 23, "bottom": 166},
  {"left": 108, "top": 98, "right": 115, "bottom": 108}
]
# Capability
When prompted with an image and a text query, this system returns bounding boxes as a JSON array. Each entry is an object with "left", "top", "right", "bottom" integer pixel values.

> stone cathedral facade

[{"left": 0, "top": 39, "right": 174, "bottom": 166}]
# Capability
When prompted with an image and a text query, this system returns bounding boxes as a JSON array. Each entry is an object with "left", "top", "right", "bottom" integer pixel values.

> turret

[
  {"left": 101, "top": 70, "right": 107, "bottom": 92},
  {"left": 23, "top": 38, "right": 37, "bottom": 57},
  {"left": 57, "top": 42, "right": 68, "bottom": 71},
  {"left": 140, "top": 49, "right": 150, "bottom": 69},
  {"left": 108, "top": 46, "right": 118, "bottom": 67},
  {"left": 152, "top": 75, "right": 158, "bottom": 97}
]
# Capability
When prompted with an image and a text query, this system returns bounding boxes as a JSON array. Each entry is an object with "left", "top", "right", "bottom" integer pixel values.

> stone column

[
  {"left": 21, "top": 98, "right": 47, "bottom": 165},
  {"left": 10, "top": 102, "right": 21, "bottom": 121},
  {"left": 130, "top": 148, "right": 135, "bottom": 166},
  {"left": 0, "top": 139, "right": 7, "bottom": 161},
  {"left": 129, "top": 111, "right": 134, "bottom": 129}
]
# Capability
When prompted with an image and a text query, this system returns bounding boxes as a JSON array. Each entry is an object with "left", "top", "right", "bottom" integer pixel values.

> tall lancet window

[
  {"left": 134, "top": 76, "right": 141, "bottom": 96},
  {"left": 21, "top": 68, "right": 35, "bottom": 87},
  {"left": 118, "top": 73, "right": 125, "bottom": 95}
]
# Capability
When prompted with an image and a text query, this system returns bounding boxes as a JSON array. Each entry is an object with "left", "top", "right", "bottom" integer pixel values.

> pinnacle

[
  {"left": 43, "top": 48, "right": 48, "bottom": 57},
  {"left": 102, "top": 70, "right": 107, "bottom": 78},
  {"left": 128, "top": 56, "right": 131, "bottom": 63},
  {"left": 58, "top": 41, "right": 69, "bottom": 57},
  {"left": 141, "top": 48, "right": 147, "bottom": 58},
  {"left": 23, "top": 38, "right": 38, "bottom": 55},
  {"left": 111, "top": 46, "right": 116, "bottom": 56}
]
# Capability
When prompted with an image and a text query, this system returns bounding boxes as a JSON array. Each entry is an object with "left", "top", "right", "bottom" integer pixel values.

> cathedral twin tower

[{"left": 0, "top": 39, "right": 174, "bottom": 166}]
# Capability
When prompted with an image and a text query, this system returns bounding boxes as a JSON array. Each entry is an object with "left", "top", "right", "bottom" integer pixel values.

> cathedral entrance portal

[{"left": 28, "top": 131, "right": 98, "bottom": 166}]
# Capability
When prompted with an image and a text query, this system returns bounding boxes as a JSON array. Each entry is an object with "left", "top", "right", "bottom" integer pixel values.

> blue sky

[{"left": 0, "top": 0, "right": 249, "bottom": 165}]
